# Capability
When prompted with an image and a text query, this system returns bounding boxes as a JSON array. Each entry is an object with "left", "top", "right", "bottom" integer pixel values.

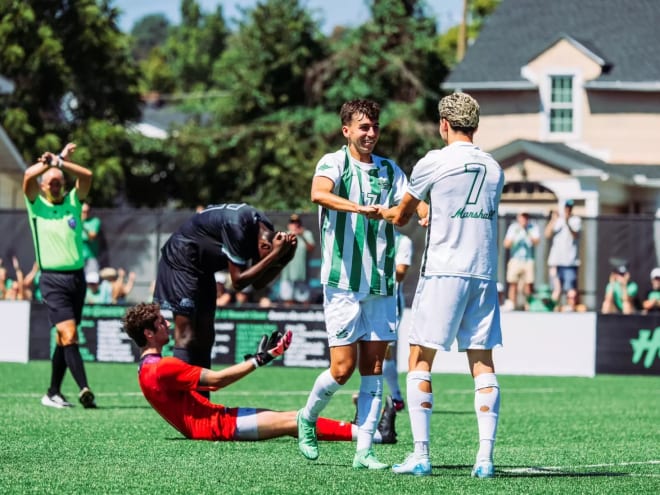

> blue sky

[{"left": 113, "top": 0, "right": 464, "bottom": 34}]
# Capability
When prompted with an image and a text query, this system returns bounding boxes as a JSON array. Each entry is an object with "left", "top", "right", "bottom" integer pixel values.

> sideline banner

[
  {"left": 0, "top": 300, "right": 30, "bottom": 363},
  {"left": 28, "top": 304, "right": 330, "bottom": 367},
  {"left": 596, "top": 314, "right": 660, "bottom": 375}
]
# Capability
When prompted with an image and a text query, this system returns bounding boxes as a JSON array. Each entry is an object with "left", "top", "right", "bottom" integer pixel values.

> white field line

[{"left": 502, "top": 460, "right": 660, "bottom": 477}]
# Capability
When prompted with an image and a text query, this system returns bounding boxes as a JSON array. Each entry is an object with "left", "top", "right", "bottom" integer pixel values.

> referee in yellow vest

[{"left": 23, "top": 143, "right": 96, "bottom": 409}]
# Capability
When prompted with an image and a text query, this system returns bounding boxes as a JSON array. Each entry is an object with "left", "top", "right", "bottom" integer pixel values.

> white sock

[
  {"left": 407, "top": 370, "right": 433, "bottom": 458},
  {"left": 356, "top": 375, "right": 383, "bottom": 451},
  {"left": 302, "top": 369, "right": 341, "bottom": 422},
  {"left": 474, "top": 373, "right": 500, "bottom": 463},
  {"left": 382, "top": 358, "right": 403, "bottom": 402}
]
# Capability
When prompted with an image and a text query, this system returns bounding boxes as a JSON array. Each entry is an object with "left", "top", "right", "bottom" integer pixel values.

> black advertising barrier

[
  {"left": 596, "top": 313, "right": 660, "bottom": 375},
  {"left": 28, "top": 303, "right": 330, "bottom": 368}
]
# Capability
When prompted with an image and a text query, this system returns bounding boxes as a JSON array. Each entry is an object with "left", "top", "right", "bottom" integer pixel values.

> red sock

[{"left": 316, "top": 417, "right": 353, "bottom": 441}]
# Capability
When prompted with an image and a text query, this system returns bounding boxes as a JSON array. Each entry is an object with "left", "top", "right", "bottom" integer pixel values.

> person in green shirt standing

[
  {"left": 278, "top": 214, "right": 315, "bottom": 305},
  {"left": 81, "top": 202, "right": 101, "bottom": 276},
  {"left": 23, "top": 142, "right": 97, "bottom": 409}
]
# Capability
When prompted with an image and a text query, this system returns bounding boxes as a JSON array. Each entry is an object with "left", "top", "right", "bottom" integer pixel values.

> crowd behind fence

[{"left": 0, "top": 208, "right": 658, "bottom": 313}]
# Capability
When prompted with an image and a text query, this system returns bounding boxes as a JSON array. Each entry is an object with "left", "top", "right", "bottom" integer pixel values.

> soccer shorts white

[
  {"left": 409, "top": 275, "right": 502, "bottom": 352},
  {"left": 323, "top": 286, "right": 396, "bottom": 347}
]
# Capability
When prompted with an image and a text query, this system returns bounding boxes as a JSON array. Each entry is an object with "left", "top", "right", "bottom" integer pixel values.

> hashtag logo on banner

[{"left": 630, "top": 327, "right": 660, "bottom": 368}]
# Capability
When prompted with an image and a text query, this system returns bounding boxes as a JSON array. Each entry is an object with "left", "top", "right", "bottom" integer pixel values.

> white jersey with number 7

[{"left": 407, "top": 141, "right": 504, "bottom": 280}]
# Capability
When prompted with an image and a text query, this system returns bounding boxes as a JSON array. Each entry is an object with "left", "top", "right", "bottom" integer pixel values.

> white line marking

[{"left": 502, "top": 460, "right": 660, "bottom": 477}]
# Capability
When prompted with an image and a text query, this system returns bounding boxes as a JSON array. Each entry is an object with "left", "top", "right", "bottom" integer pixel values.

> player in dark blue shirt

[{"left": 153, "top": 203, "right": 296, "bottom": 385}]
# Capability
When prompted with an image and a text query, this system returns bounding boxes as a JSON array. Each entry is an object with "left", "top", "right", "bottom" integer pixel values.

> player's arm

[
  {"left": 381, "top": 192, "right": 420, "bottom": 227},
  {"left": 311, "top": 176, "right": 378, "bottom": 216},
  {"left": 197, "top": 330, "right": 292, "bottom": 390}
]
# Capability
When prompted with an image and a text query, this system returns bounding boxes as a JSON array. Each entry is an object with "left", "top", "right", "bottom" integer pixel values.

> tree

[
  {"left": 162, "top": 0, "right": 229, "bottom": 93},
  {"left": 158, "top": 0, "right": 329, "bottom": 210},
  {"left": 130, "top": 14, "right": 170, "bottom": 61},
  {"left": 303, "top": 0, "right": 447, "bottom": 171},
  {"left": 0, "top": 0, "right": 142, "bottom": 202},
  {"left": 211, "top": 0, "right": 327, "bottom": 122}
]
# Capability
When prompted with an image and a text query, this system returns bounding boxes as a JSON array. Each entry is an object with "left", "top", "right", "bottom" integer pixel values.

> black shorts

[
  {"left": 153, "top": 257, "right": 216, "bottom": 318},
  {"left": 39, "top": 269, "right": 86, "bottom": 326}
]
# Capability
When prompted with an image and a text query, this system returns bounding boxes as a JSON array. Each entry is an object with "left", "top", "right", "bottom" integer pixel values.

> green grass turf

[{"left": 1, "top": 361, "right": 658, "bottom": 494}]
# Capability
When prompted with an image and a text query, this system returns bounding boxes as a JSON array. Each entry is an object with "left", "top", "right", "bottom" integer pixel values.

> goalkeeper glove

[{"left": 244, "top": 329, "right": 293, "bottom": 367}]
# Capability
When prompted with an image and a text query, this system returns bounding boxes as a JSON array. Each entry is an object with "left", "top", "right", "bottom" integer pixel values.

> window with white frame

[{"left": 549, "top": 75, "right": 573, "bottom": 133}]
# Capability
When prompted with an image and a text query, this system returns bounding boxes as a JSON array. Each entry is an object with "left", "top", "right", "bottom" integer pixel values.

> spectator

[
  {"left": 601, "top": 265, "right": 639, "bottom": 315},
  {"left": 81, "top": 202, "right": 102, "bottom": 276},
  {"left": 0, "top": 258, "right": 6, "bottom": 299},
  {"left": 642, "top": 267, "right": 660, "bottom": 314},
  {"left": 23, "top": 261, "right": 41, "bottom": 302},
  {"left": 545, "top": 200, "right": 581, "bottom": 307},
  {"left": 85, "top": 271, "right": 112, "bottom": 305},
  {"left": 526, "top": 284, "right": 556, "bottom": 312},
  {"left": 98, "top": 267, "right": 135, "bottom": 304},
  {"left": 214, "top": 271, "right": 233, "bottom": 306},
  {"left": 0, "top": 257, "right": 20, "bottom": 300},
  {"left": 503, "top": 212, "right": 540, "bottom": 309},
  {"left": 558, "top": 288, "right": 587, "bottom": 312},
  {"left": 279, "top": 214, "right": 316, "bottom": 306}
]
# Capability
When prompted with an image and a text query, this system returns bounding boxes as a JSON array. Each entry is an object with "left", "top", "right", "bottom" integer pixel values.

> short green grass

[{"left": 1, "top": 362, "right": 658, "bottom": 494}]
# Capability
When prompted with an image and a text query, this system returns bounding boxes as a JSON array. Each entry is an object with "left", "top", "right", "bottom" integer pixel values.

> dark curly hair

[
  {"left": 123, "top": 302, "right": 161, "bottom": 347},
  {"left": 340, "top": 99, "right": 380, "bottom": 126}
]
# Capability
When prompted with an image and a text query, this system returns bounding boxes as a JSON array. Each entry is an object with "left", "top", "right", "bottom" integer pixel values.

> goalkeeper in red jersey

[{"left": 123, "top": 303, "right": 397, "bottom": 443}]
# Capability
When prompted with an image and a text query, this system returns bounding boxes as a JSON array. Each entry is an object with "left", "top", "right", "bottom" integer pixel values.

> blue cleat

[
  {"left": 392, "top": 453, "right": 431, "bottom": 476},
  {"left": 471, "top": 461, "right": 495, "bottom": 478}
]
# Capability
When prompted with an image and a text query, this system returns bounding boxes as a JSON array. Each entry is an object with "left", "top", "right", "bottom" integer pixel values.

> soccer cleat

[
  {"left": 352, "top": 448, "right": 388, "bottom": 470},
  {"left": 392, "top": 453, "right": 432, "bottom": 476},
  {"left": 392, "top": 398, "right": 405, "bottom": 412},
  {"left": 41, "top": 393, "right": 73, "bottom": 409},
  {"left": 471, "top": 461, "right": 494, "bottom": 478},
  {"left": 376, "top": 395, "right": 397, "bottom": 444},
  {"left": 79, "top": 387, "right": 97, "bottom": 409},
  {"left": 296, "top": 409, "right": 319, "bottom": 460}
]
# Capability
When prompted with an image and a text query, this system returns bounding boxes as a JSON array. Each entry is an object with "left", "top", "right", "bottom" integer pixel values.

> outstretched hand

[{"left": 244, "top": 329, "right": 293, "bottom": 367}]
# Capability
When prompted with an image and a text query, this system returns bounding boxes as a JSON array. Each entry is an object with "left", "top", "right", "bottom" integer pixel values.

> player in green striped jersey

[{"left": 296, "top": 99, "right": 421, "bottom": 470}]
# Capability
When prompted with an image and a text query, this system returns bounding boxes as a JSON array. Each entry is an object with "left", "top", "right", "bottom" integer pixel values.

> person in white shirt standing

[
  {"left": 545, "top": 200, "right": 581, "bottom": 307},
  {"left": 503, "top": 212, "right": 540, "bottom": 310},
  {"left": 296, "top": 99, "right": 415, "bottom": 470},
  {"left": 382, "top": 92, "right": 504, "bottom": 478}
]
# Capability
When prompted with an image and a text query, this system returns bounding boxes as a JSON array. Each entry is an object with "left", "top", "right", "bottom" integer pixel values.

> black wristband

[{"left": 252, "top": 351, "right": 273, "bottom": 367}]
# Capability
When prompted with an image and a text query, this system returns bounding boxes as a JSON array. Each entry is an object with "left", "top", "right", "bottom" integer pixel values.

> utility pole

[{"left": 457, "top": 0, "right": 468, "bottom": 62}]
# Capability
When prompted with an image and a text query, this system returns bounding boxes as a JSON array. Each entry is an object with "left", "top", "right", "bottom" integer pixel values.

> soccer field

[{"left": 1, "top": 362, "right": 658, "bottom": 494}]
